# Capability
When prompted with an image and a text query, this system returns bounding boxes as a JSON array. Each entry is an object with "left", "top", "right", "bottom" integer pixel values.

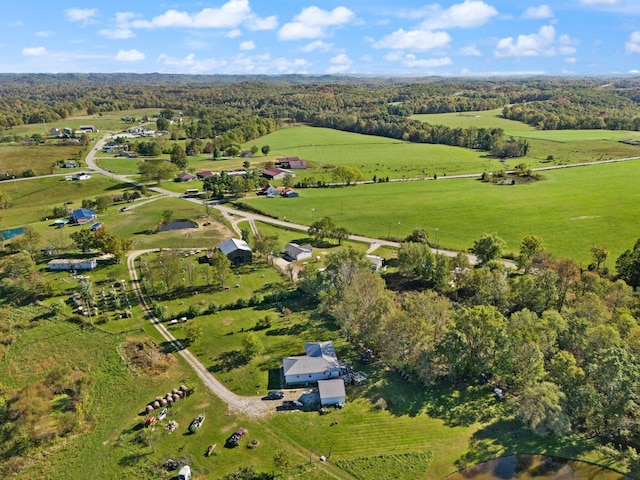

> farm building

[
  {"left": 75, "top": 172, "right": 91, "bottom": 181},
  {"left": 176, "top": 173, "right": 197, "bottom": 182},
  {"left": 70, "top": 208, "right": 97, "bottom": 224},
  {"left": 218, "top": 238, "right": 252, "bottom": 264},
  {"left": 48, "top": 258, "right": 97, "bottom": 271},
  {"left": 276, "top": 157, "right": 307, "bottom": 169},
  {"left": 262, "top": 168, "right": 294, "bottom": 181},
  {"left": 63, "top": 161, "right": 77, "bottom": 168},
  {"left": 281, "top": 188, "right": 299, "bottom": 198},
  {"left": 366, "top": 254, "right": 384, "bottom": 271},
  {"left": 318, "top": 379, "right": 346, "bottom": 407},
  {"left": 259, "top": 184, "right": 282, "bottom": 197},
  {"left": 282, "top": 341, "right": 342, "bottom": 386},
  {"left": 197, "top": 170, "right": 216, "bottom": 179},
  {"left": 78, "top": 125, "right": 96, "bottom": 132},
  {"left": 284, "top": 243, "right": 313, "bottom": 261}
]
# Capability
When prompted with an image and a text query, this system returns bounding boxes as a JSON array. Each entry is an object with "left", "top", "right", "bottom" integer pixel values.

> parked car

[
  {"left": 266, "top": 391, "right": 284, "bottom": 400},
  {"left": 178, "top": 465, "right": 191, "bottom": 480},
  {"left": 226, "top": 427, "right": 248, "bottom": 447},
  {"left": 281, "top": 400, "right": 303, "bottom": 410},
  {"left": 189, "top": 413, "right": 205, "bottom": 433}
]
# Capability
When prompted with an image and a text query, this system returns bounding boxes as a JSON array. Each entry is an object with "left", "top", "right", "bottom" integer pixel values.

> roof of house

[
  {"left": 177, "top": 173, "right": 197, "bottom": 181},
  {"left": 218, "top": 238, "right": 252, "bottom": 255},
  {"left": 71, "top": 208, "right": 96, "bottom": 220},
  {"left": 318, "top": 379, "right": 346, "bottom": 400},
  {"left": 285, "top": 243, "right": 312, "bottom": 256},
  {"left": 283, "top": 341, "right": 340, "bottom": 378},
  {"left": 48, "top": 258, "right": 97, "bottom": 266},
  {"left": 262, "top": 168, "right": 291, "bottom": 178},
  {"left": 288, "top": 159, "right": 307, "bottom": 169},
  {"left": 197, "top": 170, "right": 216, "bottom": 178}
]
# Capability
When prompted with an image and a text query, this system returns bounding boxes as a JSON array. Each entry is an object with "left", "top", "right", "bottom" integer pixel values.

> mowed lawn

[{"left": 243, "top": 160, "right": 640, "bottom": 266}]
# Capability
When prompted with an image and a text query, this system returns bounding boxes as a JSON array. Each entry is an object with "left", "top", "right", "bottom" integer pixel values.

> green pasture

[
  {"left": 96, "top": 156, "right": 143, "bottom": 175},
  {"left": 243, "top": 125, "right": 492, "bottom": 180},
  {"left": 243, "top": 160, "right": 640, "bottom": 266},
  {"left": 0, "top": 143, "right": 86, "bottom": 176},
  {"left": 108, "top": 196, "right": 228, "bottom": 250}
]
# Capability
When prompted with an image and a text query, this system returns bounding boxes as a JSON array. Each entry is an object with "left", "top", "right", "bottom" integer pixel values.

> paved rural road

[{"left": 126, "top": 249, "right": 274, "bottom": 418}]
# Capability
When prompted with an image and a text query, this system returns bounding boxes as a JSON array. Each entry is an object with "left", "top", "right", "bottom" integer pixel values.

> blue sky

[{"left": 2, "top": 0, "right": 640, "bottom": 75}]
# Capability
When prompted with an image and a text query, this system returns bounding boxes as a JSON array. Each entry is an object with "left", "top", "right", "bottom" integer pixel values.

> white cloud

[
  {"left": 565, "top": 57, "right": 577, "bottom": 64},
  {"left": 327, "top": 53, "right": 353, "bottom": 74},
  {"left": 460, "top": 44, "right": 482, "bottom": 56},
  {"left": 494, "top": 25, "right": 577, "bottom": 57},
  {"left": 301, "top": 40, "right": 333, "bottom": 52},
  {"left": 22, "top": 46, "right": 46, "bottom": 56},
  {"left": 415, "top": 1, "right": 498, "bottom": 30},
  {"left": 157, "top": 53, "right": 197, "bottom": 67},
  {"left": 374, "top": 29, "right": 451, "bottom": 51},
  {"left": 626, "top": 31, "right": 640, "bottom": 54},
  {"left": 522, "top": 5, "right": 554, "bottom": 19},
  {"left": 130, "top": 0, "right": 276, "bottom": 31},
  {"left": 227, "top": 29, "right": 242, "bottom": 38},
  {"left": 278, "top": 6, "right": 355, "bottom": 40},
  {"left": 114, "top": 49, "right": 145, "bottom": 62},
  {"left": 35, "top": 31, "right": 54, "bottom": 37},
  {"left": 100, "top": 28, "right": 134, "bottom": 39},
  {"left": 65, "top": 8, "right": 98, "bottom": 25},
  {"left": 385, "top": 52, "right": 452, "bottom": 67},
  {"left": 240, "top": 40, "right": 255, "bottom": 51}
]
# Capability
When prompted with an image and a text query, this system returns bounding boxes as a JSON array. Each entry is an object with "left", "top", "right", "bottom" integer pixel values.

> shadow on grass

[
  {"left": 208, "top": 350, "right": 247, "bottom": 373},
  {"left": 119, "top": 452, "right": 148, "bottom": 467},
  {"left": 267, "top": 367, "right": 283, "bottom": 389},
  {"left": 453, "top": 418, "right": 596, "bottom": 472}
]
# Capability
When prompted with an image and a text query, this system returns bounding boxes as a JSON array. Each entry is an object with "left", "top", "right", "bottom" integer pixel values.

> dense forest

[{"left": 4, "top": 74, "right": 640, "bottom": 152}]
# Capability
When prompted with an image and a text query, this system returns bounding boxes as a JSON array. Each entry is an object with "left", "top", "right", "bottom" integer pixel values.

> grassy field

[
  {"left": 242, "top": 159, "right": 640, "bottom": 266},
  {"left": 412, "top": 109, "right": 640, "bottom": 165},
  {"left": 242, "top": 125, "right": 492, "bottom": 180},
  {"left": 0, "top": 143, "right": 87, "bottom": 176}
]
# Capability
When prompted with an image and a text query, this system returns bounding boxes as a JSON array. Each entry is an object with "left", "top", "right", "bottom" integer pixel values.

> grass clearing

[
  {"left": 336, "top": 452, "right": 433, "bottom": 480},
  {"left": 243, "top": 160, "right": 640, "bottom": 265}
]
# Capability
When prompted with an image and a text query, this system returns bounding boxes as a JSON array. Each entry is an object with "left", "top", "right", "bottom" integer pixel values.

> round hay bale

[
  {"left": 172, "top": 388, "right": 180, "bottom": 395},
  {"left": 176, "top": 390, "right": 185, "bottom": 398},
  {"left": 172, "top": 393, "right": 181, "bottom": 402},
  {"left": 153, "top": 400, "right": 161, "bottom": 409},
  {"left": 155, "top": 396, "right": 163, "bottom": 403},
  {"left": 165, "top": 396, "right": 173, "bottom": 405},
  {"left": 145, "top": 405, "right": 154, "bottom": 413},
  {"left": 159, "top": 398, "right": 168, "bottom": 407},
  {"left": 179, "top": 385, "right": 188, "bottom": 393}
]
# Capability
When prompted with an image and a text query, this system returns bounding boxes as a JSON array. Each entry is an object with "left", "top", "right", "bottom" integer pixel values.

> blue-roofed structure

[{"left": 70, "top": 208, "right": 97, "bottom": 224}]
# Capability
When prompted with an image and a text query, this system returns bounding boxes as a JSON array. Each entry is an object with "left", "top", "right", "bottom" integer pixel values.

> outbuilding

[
  {"left": 284, "top": 243, "right": 312, "bottom": 261},
  {"left": 218, "top": 238, "right": 252, "bottom": 265},
  {"left": 48, "top": 258, "right": 97, "bottom": 271},
  {"left": 318, "top": 379, "right": 346, "bottom": 407}
]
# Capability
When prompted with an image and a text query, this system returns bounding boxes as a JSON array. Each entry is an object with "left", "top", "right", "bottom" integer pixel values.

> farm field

[
  {"left": 413, "top": 109, "right": 640, "bottom": 164},
  {"left": 243, "top": 159, "right": 640, "bottom": 266},
  {"left": 243, "top": 125, "right": 493, "bottom": 180},
  {"left": 0, "top": 143, "right": 86, "bottom": 176}
]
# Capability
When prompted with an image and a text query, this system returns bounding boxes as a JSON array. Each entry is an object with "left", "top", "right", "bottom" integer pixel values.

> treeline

[{"left": 298, "top": 242, "right": 640, "bottom": 458}]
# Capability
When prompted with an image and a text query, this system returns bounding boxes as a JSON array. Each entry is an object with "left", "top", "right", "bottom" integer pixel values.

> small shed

[
  {"left": 281, "top": 188, "right": 299, "bottom": 198},
  {"left": 218, "top": 238, "right": 252, "bottom": 265},
  {"left": 176, "top": 173, "right": 197, "bottom": 182},
  {"left": 284, "top": 243, "right": 312, "bottom": 261},
  {"left": 318, "top": 379, "right": 346, "bottom": 407},
  {"left": 365, "top": 255, "right": 384, "bottom": 271}
]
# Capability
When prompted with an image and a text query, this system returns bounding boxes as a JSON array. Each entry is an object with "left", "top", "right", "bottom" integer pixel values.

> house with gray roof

[{"left": 282, "top": 341, "right": 341, "bottom": 386}]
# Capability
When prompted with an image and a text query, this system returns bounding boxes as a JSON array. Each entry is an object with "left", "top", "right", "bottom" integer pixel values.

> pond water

[
  {"left": 444, "top": 455, "right": 629, "bottom": 480},
  {"left": 0, "top": 227, "right": 25, "bottom": 240},
  {"left": 159, "top": 220, "right": 198, "bottom": 232}
]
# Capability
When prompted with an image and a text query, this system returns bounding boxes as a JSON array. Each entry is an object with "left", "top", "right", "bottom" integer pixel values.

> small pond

[
  {"left": 0, "top": 227, "right": 25, "bottom": 240},
  {"left": 445, "top": 455, "right": 630, "bottom": 480},
  {"left": 159, "top": 220, "right": 198, "bottom": 232}
]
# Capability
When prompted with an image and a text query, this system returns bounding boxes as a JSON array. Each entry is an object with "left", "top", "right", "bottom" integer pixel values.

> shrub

[
  {"left": 186, "top": 304, "right": 201, "bottom": 319},
  {"left": 205, "top": 301, "right": 219, "bottom": 314},
  {"left": 255, "top": 315, "right": 272, "bottom": 330}
]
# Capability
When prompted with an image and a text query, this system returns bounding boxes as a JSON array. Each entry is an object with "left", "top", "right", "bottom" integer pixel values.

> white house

[
  {"left": 283, "top": 341, "right": 341, "bottom": 385},
  {"left": 318, "top": 379, "right": 346, "bottom": 406},
  {"left": 75, "top": 172, "right": 91, "bottom": 181},
  {"left": 48, "top": 258, "right": 97, "bottom": 271},
  {"left": 366, "top": 254, "right": 384, "bottom": 271},
  {"left": 284, "top": 243, "right": 313, "bottom": 261}
]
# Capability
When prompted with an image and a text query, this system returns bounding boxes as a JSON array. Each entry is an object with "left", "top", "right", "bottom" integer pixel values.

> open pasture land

[
  {"left": 243, "top": 160, "right": 640, "bottom": 266},
  {"left": 108, "top": 196, "right": 229, "bottom": 249},
  {"left": 0, "top": 143, "right": 85, "bottom": 176},
  {"left": 413, "top": 109, "right": 640, "bottom": 165},
  {"left": 244, "top": 125, "right": 494, "bottom": 179}
]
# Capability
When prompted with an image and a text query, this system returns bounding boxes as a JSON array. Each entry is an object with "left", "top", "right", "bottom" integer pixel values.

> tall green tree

[
  {"left": 616, "top": 238, "right": 640, "bottom": 288},
  {"left": 471, "top": 232, "right": 506, "bottom": 265},
  {"left": 170, "top": 143, "right": 188, "bottom": 169},
  {"left": 517, "top": 235, "right": 544, "bottom": 273}
]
